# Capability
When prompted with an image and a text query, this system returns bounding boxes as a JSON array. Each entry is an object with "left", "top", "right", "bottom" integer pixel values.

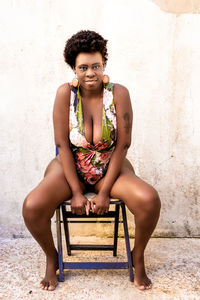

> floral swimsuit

[{"left": 69, "top": 83, "right": 117, "bottom": 185}]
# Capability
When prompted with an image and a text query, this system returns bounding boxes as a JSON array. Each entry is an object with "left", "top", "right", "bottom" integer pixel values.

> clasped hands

[{"left": 71, "top": 193, "right": 110, "bottom": 216}]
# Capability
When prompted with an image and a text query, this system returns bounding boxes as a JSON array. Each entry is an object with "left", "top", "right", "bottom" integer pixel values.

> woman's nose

[{"left": 86, "top": 67, "right": 95, "bottom": 77}]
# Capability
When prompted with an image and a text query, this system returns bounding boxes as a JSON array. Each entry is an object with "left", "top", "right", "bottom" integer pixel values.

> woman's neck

[{"left": 79, "top": 83, "right": 103, "bottom": 99}]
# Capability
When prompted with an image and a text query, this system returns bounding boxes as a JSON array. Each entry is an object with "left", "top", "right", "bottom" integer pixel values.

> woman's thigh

[
  {"left": 94, "top": 158, "right": 159, "bottom": 214},
  {"left": 24, "top": 157, "right": 86, "bottom": 218}
]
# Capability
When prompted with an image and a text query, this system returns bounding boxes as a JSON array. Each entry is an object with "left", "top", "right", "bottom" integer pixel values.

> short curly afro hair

[{"left": 63, "top": 30, "right": 108, "bottom": 69}]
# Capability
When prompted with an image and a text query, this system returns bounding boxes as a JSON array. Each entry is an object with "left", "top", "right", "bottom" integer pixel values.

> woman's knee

[
  {"left": 138, "top": 186, "right": 161, "bottom": 214},
  {"left": 22, "top": 191, "right": 47, "bottom": 222}
]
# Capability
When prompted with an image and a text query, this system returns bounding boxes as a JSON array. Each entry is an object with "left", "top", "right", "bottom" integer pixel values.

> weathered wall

[
  {"left": 152, "top": 0, "right": 200, "bottom": 14},
  {"left": 0, "top": 0, "right": 200, "bottom": 238}
]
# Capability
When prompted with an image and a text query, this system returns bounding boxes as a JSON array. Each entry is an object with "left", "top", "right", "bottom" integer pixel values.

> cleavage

[{"left": 82, "top": 99, "right": 103, "bottom": 145}]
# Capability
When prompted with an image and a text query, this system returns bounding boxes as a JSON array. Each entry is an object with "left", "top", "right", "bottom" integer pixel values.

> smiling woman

[
  {"left": 75, "top": 52, "right": 104, "bottom": 89},
  {"left": 22, "top": 30, "right": 161, "bottom": 292}
]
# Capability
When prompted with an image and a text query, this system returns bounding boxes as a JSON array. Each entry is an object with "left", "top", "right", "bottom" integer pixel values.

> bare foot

[
  {"left": 40, "top": 250, "right": 58, "bottom": 291},
  {"left": 131, "top": 250, "right": 152, "bottom": 290}
]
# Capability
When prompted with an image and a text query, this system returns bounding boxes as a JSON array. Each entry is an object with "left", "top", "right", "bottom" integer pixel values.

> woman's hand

[
  {"left": 90, "top": 193, "right": 110, "bottom": 215},
  {"left": 71, "top": 192, "right": 90, "bottom": 215}
]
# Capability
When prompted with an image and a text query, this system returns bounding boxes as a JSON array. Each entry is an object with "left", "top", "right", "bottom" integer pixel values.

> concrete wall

[{"left": 0, "top": 0, "right": 200, "bottom": 238}]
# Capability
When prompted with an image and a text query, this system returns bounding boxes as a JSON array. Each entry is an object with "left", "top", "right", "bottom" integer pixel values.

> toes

[
  {"left": 40, "top": 280, "right": 46, "bottom": 289},
  {"left": 40, "top": 278, "right": 58, "bottom": 291},
  {"left": 145, "top": 279, "right": 152, "bottom": 289},
  {"left": 134, "top": 279, "right": 152, "bottom": 291},
  {"left": 48, "top": 280, "right": 58, "bottom": 291},
  {"left": 40, "top": 280, "right": 49, "bottom": 290},
  {"left": 144, "top": 281, "right": 152, "bottom": 290},
  {"left": 137, "top": 283, "right": 151, "bottom": 290},
  {"left": 138, "top": 284, "right": 146, "bottom": 290},
  {"left": 40, "top": 279, "right": 45, "bottom": 286},
  {"left": 48, "top": 283, "right": 57, "bottom": 291},
  {"left": 134, "top": 281, "right": 146, "bottom": 290},
  {"left": 147, "top": 283, "right": 152, "bottom": 289},
  {"left": 145, "top": 284, "right": 151, "bottom": 290},
  {"left": 43, "top": 284, "right": 47, "bottom": 290},
  {"left": 44, "top": 283, "right": 49, "bottom": 290}
]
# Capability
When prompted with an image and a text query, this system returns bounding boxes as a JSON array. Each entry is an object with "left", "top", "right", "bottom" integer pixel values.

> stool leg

[
  {"left": 56, "top": 207, "right": 64, "bottom": 282},
  {"left": 62, "top": 205, "right": 71, "bottom": 256},
  {"left": 113, "top": 204, "right": 120, "bottom": 256},
  {"left": 121, "top": 203, "right": 134, "bottom": 282}
]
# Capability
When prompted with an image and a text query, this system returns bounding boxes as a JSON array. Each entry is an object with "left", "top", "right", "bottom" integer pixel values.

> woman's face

[{"left": 74, "top": 52, "right": 105, "bottom": 90}]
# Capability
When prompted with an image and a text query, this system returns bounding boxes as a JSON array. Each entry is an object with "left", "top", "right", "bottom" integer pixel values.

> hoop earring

[
  {"left": 72, "top": 77, "right": 79, "bottom": 87},
  {"left": 102, "top": 74, "right": 110, "bottom": 84}
]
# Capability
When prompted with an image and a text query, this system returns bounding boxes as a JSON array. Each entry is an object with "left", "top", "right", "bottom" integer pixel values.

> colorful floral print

[{"left": 69, "top": 83, "right": 117, "bottom": 185}]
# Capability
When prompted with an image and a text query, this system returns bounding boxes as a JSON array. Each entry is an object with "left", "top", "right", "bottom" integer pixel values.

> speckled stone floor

[{"left": 0, "top": 236, "right": 200, "bottom": 300}]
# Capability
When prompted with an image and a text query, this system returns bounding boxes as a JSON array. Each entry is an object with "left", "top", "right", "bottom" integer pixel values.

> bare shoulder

[
  {"left": 56, "top": 83, "right": 71, "bottom": 97},
  {"left": 113, "top": 83, "right": 129, "bottom": 94},
  {"left": 54, "top": 83, "right": 71, "bottom": 107},
  {"left": 113, "top": 83, "right": 131, "bottom": 105}
]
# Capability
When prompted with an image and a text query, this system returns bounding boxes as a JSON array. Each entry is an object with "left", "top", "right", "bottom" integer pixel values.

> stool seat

[
  {"left": 56, "top": 193, "right": 134, "bottom": 282},
  {"left": 62, "top": 192, "right": 122, "bottom": 204}
]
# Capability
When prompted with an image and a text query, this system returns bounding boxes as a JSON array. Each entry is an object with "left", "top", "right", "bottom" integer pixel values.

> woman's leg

[
  {"left": 22, "top": 157, "right": 85, "bottom": 291},
  {"left": 94, "top": 158, "right": 161, "bottom": 290}
]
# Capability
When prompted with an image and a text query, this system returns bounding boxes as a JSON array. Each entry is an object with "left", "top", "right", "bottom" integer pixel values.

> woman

[{"left": 22, "top": 30, "right": 161, "bottom": 291}]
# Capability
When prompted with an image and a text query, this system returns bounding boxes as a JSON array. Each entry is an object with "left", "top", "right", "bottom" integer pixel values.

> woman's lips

[{"left": 85, "top": 80, "right": 97, "bottom": 85}]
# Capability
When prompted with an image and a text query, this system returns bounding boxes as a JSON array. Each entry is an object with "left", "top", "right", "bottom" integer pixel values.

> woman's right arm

[{"left": 53, "top": 83, "right": 90, "bottom": 215}]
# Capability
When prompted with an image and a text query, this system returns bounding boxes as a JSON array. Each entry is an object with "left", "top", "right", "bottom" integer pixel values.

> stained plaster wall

[{"left": 0, "top": 0, "right": 199, "bottom": 238}]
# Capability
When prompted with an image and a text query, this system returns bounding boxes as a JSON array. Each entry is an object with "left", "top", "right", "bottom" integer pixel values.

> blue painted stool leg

[
  {"left": 113, "top": 203, "right": 120, "bottom": 256},
  {"left": 62, "top": 205, "right": 71, "bottom": 256},
  {"left": 56, "top": 207, "right": 64, "bottom": 282},
  {"left": 121, "top": 203, "right": 134, "bottom": 282}
]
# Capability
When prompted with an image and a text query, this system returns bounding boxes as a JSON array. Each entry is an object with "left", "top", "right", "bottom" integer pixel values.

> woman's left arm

[{"left": 91, "top": 84, "right": 133, "bottom": 214}]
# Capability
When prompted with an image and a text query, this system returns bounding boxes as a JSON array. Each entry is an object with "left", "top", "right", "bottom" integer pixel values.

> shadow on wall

[{"left": 152, "top": 0, "right": 200, "bottom": 14}]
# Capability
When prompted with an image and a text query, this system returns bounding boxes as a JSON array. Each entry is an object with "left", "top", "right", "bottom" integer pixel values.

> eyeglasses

[{"left": 76, "top": 64, "right": 103, "bottom": 73}]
